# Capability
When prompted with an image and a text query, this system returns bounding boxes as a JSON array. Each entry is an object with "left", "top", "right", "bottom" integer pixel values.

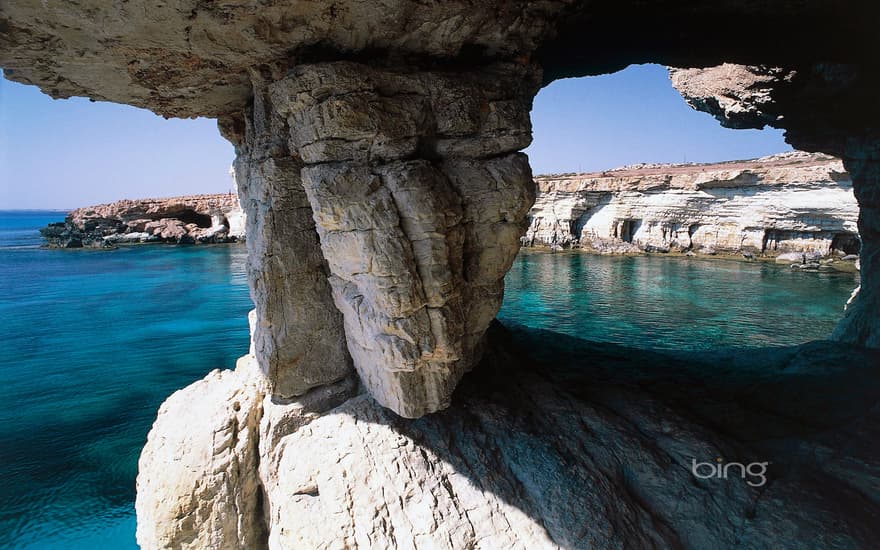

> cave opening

[
  {"left": 506, "top": 63, "right": 861, "bottom": 353},
  {"left": 619, "top": 219, "right": 640, "bottom": 243},
  {"left": 832, "top": 233, "right": 862, "bottom": 256},
  {"left": 168, "top": 209, "right": 213, "bottom": 228},
  {"left": 3, "top": 4, "right": 879, "bottom": 547}
]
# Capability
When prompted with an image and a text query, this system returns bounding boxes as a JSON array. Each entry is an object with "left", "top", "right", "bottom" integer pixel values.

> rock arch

[
  {"left": 4, "top": 1, "right": 878, "bottom": 416},
  {"left": 3, "top": 4, "right": 880, "bottom": 546}
]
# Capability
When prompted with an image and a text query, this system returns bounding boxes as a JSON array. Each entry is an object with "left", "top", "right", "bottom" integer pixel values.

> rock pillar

[
  {"left": 222, "top": 71, "right": 354, "bottom": 400},
  {"left": 835, "top": 141, "right": 880, "bottom": 347},
  {"left": 242, "top": 61, "right": 540, "bottom": 417}
]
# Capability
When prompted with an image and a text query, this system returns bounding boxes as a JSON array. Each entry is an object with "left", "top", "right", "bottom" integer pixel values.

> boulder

[
  {"left": 135, "top": 368, "right": 265, "bottom": 550},
  {"left": 776, "top": 252, "right": 805, "bottom": 263}
]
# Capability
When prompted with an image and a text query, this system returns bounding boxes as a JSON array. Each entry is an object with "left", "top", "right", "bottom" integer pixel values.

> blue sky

[
  {"left": 526, "top": 65, "right": 791, "bottom": 174},
  {"left": 0, "top": 64, "right": 790, "bottom": 209}
]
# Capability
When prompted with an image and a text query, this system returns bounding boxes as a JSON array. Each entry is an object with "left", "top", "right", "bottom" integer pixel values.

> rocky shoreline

[
  {"left": 535, "top": 244, "right": 861, "bottom": 271},
  {"left": 524, "top": 151, "right": 860, "bottom": 260},
  {"left": 136, "top": 322, "right": 880, "bottom": 549},
  {"left": 40, "top": 193, "right": 246, "bottom": 248}
]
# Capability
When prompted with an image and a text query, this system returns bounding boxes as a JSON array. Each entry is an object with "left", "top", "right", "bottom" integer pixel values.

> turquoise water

[
  {"left": 0, "top": 212, "right": 252, "bottom": 549},
  {"left": 500, "top": 249, "right": 859, "bottom": 349},
  {"left": 0, "top": 212, "right": 860, "bottom": 549}
]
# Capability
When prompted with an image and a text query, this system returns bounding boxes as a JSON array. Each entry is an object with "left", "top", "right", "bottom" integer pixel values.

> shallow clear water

[
  {"left": 0, "top": 213, "right": 860, "bottom": 549},
  {"left": 0, "top": 212, "right": 252, "bottom": 549},
  {"left": 500, "top": 249, "right": 859, "bottom": 349}
]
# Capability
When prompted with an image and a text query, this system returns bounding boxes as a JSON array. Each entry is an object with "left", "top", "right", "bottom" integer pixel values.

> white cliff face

[
  {"left": 225, "top": 208, "right": 247, "bottom": 240},
  {"left": 135, "top": 365, "right": 265, "bottom": 550},
  {"left": 524, "top": 152, "right": 860, "bottom": 256},
  {"left": 226, "top": 165, "right": 247, "bottom": 240}
]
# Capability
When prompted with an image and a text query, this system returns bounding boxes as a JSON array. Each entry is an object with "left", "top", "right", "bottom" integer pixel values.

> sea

[{"left": 0, "top": 210, "right": 861, "bottom": 549}]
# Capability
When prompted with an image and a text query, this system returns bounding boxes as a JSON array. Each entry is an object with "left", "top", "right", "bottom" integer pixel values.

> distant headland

[{"left": 40, "top": 193, "right": 246, "bottom": 248}]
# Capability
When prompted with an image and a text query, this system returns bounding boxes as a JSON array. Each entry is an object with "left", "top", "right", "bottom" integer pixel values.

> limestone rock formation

[
  {"left": 525, "top": 151, "right": 860, "bottom": 257},
  {"left": 40, "top": 194, "right": 245, "bottom": 247},
  {"left": 5, "top": 2, "right": 880, "bottom": 547},
  {"left": 137, "top": 325, "right": 880, "bottom": 549},
  {"left": 7, "top": 0, "right": 879, "bottom": 404},
  {"left": 228, "top": 60, "right": 539, "bottom": 418},
  {"left": 135, "top": 367, "right": 264, "bottom": 550}
]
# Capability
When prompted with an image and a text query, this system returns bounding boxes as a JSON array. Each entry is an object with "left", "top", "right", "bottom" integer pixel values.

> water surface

[
  {"left": 0, "top": 212, "right": 252, "bottom": 549},
  {"left": 500, "top": 249, "right": 858, "bottom": 349}
]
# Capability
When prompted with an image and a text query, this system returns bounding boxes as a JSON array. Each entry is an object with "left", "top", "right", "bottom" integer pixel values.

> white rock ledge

[
  {"left": 524, "top": 152, "right": 860, "bottom": 257},
  {"left": 136, "top": 330, "right": 880, "bottom": 549}
]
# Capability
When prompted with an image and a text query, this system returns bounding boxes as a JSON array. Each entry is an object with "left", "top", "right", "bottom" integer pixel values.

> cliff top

[
  {"left": 537, "top": 151, "right": 838, "bottom": 179},
  {"left": 68, "top": 193, "right": 240, "bottom": 223},
  {"left": 534, "top": 151, "right": 850, "bottom": 192}
]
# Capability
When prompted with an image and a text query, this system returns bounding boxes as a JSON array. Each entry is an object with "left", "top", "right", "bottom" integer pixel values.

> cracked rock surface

[
  {"left": 137, "top": 326, "right": 880, "bottom": 549},
  {"left": 239, "top": 61, "right": 540, "bottom": 417}
]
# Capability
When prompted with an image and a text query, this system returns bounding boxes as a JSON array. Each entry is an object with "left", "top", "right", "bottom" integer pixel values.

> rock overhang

[
  {"left": 4, "top": 0, "right": 880, "bottom": 416},
  {"left": 3, "top": 0, "right": 879, "bottom": 120},
  {"left": 7, "top": 3, "right": 878, "bottom": 547},
  {"left": 0, "top": 0, "right": 564, "bottom": 118}
]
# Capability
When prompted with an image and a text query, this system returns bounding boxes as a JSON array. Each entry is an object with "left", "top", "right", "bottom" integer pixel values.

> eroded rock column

[
  {"left": 220, "top": 72, "right": 353, "bottom": 400},
  {"left": 835, "top": 143, "right": 880, "bottom": 347},
  {"left": 262, "top": 61, "right": 540, "bottom": 417}
]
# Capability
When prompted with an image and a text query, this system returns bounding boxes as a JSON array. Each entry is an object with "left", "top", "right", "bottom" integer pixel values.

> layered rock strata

[
  {"left": 227, "top": 61, "right": 539, "bottom": 417},
  {"left": 40, "top": 194, "right": 245, "bottom": 247},
  {"left": 6, "top": 0, "right": 879, "bottom": 403},
  {"left": 525, "top": 151, "right": 860, "bottom": 257}
]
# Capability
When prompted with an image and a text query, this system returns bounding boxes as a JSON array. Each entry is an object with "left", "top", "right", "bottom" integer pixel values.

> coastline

[
  {"left": 524, "top": 152, "right": 860, "bottom": 260},
  {"left": 39, "top": 193, "right": 246, "bottom": 248},
  {"left": 520, "top": 243, "right": 862, "bottom": 273}
]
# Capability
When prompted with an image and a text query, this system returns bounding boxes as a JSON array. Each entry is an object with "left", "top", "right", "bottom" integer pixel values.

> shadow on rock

[{"left": 257, "top": 322, "right": 880, "bottom": 548}]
